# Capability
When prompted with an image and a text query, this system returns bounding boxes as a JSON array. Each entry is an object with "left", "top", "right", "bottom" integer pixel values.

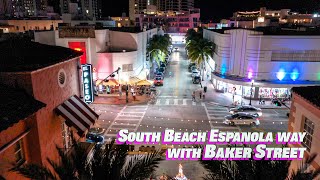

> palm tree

[
  {"left": 186, "top": 38, "right": 213, "bottom": 80},
  {"left": 11, "top": 139, "right": 163, "bottom": 180},
  {"left": 289, "top": 153, "right": 320, "bottom": 180}
]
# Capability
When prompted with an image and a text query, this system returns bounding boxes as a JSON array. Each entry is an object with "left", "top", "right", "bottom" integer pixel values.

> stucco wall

[
  {"left": 30, "top": 58, "right": 81, "bottom": 165},
  {"left": 204, "top": 29, "right": 320, "bottom": 81},
  {"left": 288, "top": 93, "right": 320, "bottom": 172},
  {"left": 34, "top": 30, "right": 56, "bottom": 46},
  {"left": 109, "top": 31, "right": 138, "bottom": 51}
]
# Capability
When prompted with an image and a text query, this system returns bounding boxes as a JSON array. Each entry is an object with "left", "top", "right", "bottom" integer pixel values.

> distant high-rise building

[
  {"left": 156, "top": 0, "right": 194, "bottom": 12},
  {"left": 0, "top": 0, "right": 47, "bottom": 17},
  {"left": 60, "top": 0, "right": 102, "bottom": 19}
]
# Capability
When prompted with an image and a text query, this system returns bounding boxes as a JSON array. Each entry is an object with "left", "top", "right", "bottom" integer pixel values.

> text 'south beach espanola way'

[{"left": 117, "top": 129, "right": 307, "bottom": 160}]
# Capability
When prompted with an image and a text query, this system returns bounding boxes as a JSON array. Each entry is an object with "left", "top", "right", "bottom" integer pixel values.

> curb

[{"left": 207, "top": 102, "right": 289, "bottom": 110}]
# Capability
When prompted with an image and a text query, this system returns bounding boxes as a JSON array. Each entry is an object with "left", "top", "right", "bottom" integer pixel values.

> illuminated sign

[
  {"left": 59, "top": 27, "right": 95, "bottom": 38},
  {"left": 81, "top": 64, "right": 94, "bottom": 104}
]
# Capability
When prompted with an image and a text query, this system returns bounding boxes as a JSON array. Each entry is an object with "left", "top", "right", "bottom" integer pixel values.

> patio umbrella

[{"left": 136, "top": 79, "right": 154, "bottom": 86}]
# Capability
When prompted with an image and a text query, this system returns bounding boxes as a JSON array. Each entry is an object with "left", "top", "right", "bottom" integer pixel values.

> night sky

[{"left": 49, "top": 0, "right": 320, "bottom": 22}]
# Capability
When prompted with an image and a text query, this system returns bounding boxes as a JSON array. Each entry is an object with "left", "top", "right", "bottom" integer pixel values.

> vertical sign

[{"left": 81, "top": 64, "right": 94, "bottom": 104}]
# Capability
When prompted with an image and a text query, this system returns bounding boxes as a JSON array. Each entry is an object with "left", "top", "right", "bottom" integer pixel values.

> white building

[
  {"left": 203, "top": 27, "right": 320, "bottom": 101},
  {"left": 35, "top": 27, "right": 158, "bottom": 85}
]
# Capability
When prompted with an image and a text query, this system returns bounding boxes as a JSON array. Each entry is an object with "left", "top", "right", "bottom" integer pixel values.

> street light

[{"left": 249, "top": 79, "right": 254, "bottom": 105}]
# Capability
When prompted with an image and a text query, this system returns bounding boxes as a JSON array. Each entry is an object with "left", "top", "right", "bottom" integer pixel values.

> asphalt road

[{"left": 91, "top": 44, "right": 290, "bottom": 179}]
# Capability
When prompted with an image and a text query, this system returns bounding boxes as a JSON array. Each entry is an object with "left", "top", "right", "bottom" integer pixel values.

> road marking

[
  {"left": 156, "top": 99, "right": 161, "bottom": 105},
  {"left": 210, "top": 126, "right": 239, "bottom": 130},
  {"left": 203, "top": 104, "right": 213, "bottom": 129},
  {"left": 159, "top": 96, "right": 178, "bottom": 98},
  {"left": 165, "top": 99, "right": 170, "bottom": 105},
  {"left": 201, "top": 102, "right": 205, "bottom": 106},
  {"left": 183, "top": 99, "right": 187, "bottom": 105},
  {"left": 192, "top": 101, "right": 196, "bottom": 106},
  {"left": 174, "top": 99, "right": 179, "bottom": 105}
]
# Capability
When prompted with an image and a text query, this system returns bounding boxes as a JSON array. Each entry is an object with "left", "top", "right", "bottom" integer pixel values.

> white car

[
  {"left": 224, "top": 113, "right": 260, "bottom": 126},
  {"left": 229, "top": 105, "right": 262, "bottom": 117},
  {"left": 191, "top": 69, "right": 200, "bottom": 77}
]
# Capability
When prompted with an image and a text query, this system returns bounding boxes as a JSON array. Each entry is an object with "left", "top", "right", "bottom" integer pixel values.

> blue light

[
  {"left": 290, "top": 68, "right": 299, "bottom": 81},
  {"left": 276, "top": 69, "right": 286, "bottom": 81}
]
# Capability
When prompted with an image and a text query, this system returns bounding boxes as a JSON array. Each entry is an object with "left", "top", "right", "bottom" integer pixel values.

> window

[
  {"left": 16, "top": 26, "right": 19, "bottom": 30},
  {"left": 61, "top": 122, "right": 73, "bottom": 149},
  {"left": 302, "top": 118, "right": 314, "bottom": 152},
  {"left": 122, "top": 64, "right": 133, "bottom": 72},
  {"left": 14, "top": 140, "right": 25, "bottom": 164},
  {"left": 58, "top": 69, "right": 67, "bottom": 87}
]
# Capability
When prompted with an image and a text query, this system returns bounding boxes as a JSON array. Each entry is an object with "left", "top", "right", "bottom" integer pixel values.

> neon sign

[{"left": 81, "top": 64, "right": 94, "bottom": 104}]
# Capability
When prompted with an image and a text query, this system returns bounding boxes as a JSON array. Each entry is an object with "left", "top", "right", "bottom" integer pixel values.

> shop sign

[
  {"left": 59, "top": 27, "right": 95, "bottom": 38},
  {"left": 81, "top": 64, "right": 94, "bottom": 104}
]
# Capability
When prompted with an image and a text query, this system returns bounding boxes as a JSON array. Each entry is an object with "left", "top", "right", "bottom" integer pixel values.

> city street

[{"left": 91, "top": 44, "right": 290, "bottom": 179}]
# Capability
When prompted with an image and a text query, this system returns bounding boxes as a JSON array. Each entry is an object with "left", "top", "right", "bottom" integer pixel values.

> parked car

[
  {"left": 192, "top": 76, "right": 201, "bottom": 84},
  {"left": 224, "top": 113, "right": 260, "bottom": 126},
  {"left": 154, "top": 77, "right": 164, "bottom": 86},
  {"left": 174, "top": 47, "right": 179, "bottom": 51},
  {"left": 189, "top": 65, "right": 197, "bottom": 72},
  {"left": 86, "top": 128, "right": 105, "bottom": 144},
  {"left": 229, "top": 105, "right": 262, "bottom": 117},
  {"left": 156, "top": 72, "right": 164, "bottom": 77},
  {"left": 188, "top": 63, "right": 196, "bottom": 71},
  {"left": 158, "top": 67, "right": 165, "bottom": 73},
  {"left": 191, "top": 69, "right": 200, "bottom": 78}
]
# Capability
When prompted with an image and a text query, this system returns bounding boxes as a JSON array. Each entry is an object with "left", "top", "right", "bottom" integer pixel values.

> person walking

[
  {"left": 132, "top": 91, "right": 136, "bottom": 101},
  {"left": 199, "top": 91, "right": 202, "bottom": 100},
  {"left": 192, "top": 91, "right": 195, "bottom": 102}
]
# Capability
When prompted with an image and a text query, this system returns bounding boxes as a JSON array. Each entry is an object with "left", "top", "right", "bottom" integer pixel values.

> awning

[
  {"left": 55, "top": 95, "right": 99, "bottom": 136},
  {"left": 96, "top": 79, "right": 119, "bottom": 86},
  {"left": 120, "top": 76, "right": 141, "bottom": 85}
]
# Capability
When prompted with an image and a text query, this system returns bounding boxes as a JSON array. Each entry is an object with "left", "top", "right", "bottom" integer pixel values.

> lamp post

[
  {"left": 125, "top": 83, "right": 129, "bottom": 103},
  {"left": 249, "top": 79, "right": 254, "bottom": 105}
]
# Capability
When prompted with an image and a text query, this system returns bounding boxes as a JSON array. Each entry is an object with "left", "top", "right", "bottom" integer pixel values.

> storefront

[{"left": 211, "top": 73, "right": 294, "bottom": 101}]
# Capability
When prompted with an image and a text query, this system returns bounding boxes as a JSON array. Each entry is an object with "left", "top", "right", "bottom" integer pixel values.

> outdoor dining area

[{"left": 94, "top": 77, "right": 154, "bottom": 97}]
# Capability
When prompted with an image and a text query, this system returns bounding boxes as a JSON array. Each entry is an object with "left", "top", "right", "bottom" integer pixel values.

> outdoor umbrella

[{"left": 136, "top": 79, "right": 154, "bottom": 86}]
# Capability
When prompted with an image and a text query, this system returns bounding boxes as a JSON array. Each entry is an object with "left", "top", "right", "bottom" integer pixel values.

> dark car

[
  {"left": 86, "top": 128, "right": 105, "bottom": 144},
  {"left": 192, "top": 76, "right": 201, "bottom": 84},
  {"left": 158, "top": 67, "right": 165, "bottom": 73},
  {"left": 188, "top": 63, "right": 196, "bottom": 71}
]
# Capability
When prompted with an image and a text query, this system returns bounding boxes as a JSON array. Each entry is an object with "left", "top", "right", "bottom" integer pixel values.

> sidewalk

[
  {"left": 202, "top": 82, "right": 291, "bottom": 109},
  {"left": 92, "top": 93, "right": 150, "bottom": 105}
]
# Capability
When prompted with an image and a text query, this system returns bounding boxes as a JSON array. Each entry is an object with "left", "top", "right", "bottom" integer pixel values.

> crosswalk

[
  {"left": 204, "top": 104, "right": 241, "bottom": 132},
  {"left": 149, "top": 98, "right": 205, "bottom": 106},
  {"left": 104, "top": 105, "right": 148, "bottom": 140}
]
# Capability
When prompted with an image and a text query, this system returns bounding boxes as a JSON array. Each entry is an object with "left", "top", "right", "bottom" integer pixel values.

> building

[
  {"left": 0, "top": 0, "right": 48, "bottom": 17},
  {"left": 0, "top": 19, "right": 62, "bottom": 32},
  {"left": 203, "top": 27, "right": 320, "bottom": 102},
  {"left": 227, "top": 7, "right": 320, "bottom": 29},
  {"left": 129, "top": 0, "right": 199, "bottom": 33},
  {"left": 0, "top": 39, "right": 99, "bottom": 179},
  {"left": 288, "top": 86, "right": 320, "bottom": 174},
  {"left": 35, "top": 26, "right": 158, "bottom": 96},
  {"left": 60, "top": 0, "right": 102, "bottom": 20}
]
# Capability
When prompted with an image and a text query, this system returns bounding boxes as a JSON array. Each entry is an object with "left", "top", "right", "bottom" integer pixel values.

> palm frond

[
  {"left": 10, "top": 164, "right": 57, "bottom": 180},
  {"left": 121, "top": 150, "right": 163, "bottom": 180}
]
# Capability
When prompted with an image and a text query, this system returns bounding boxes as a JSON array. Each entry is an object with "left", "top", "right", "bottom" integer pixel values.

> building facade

[
  {"left": 0, "top": 0, "right": 47, "bottom": 17},
  {"left": 60, "top": 0, "right": 102, "bottom": 20},
  {"left": 0, "top": 39, "right": 98, "bottom": 179},
  {"left": 203, "top": 28, "right": 320, "bottom": 101},
  {"left": 288, "top": 86, "right": 320, "bottom": 174},
  {"left": 35, "top": 26, "right": 158, "bottom": 96},
  {"left": 0, "top": 19, "right": 62, "bottom": 32}
]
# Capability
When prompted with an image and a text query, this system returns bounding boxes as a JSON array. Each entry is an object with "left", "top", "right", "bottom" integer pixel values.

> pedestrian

[
  {"left": 192, "top": 91, "right": 195, "bottom": 101},
  {"left": 132, "top": 92, "right": 136, "bottom": 101},
  {"left": 203, "top": 93, "right": 205, "bottom": 99},
  {"left": 259, "top": 95, "right": 262, "bottom": 104},
  {"left": 199, "top": 91, "right": 202, "bottom": 99}
]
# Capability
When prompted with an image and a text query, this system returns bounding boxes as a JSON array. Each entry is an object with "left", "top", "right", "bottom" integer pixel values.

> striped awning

[{"left": 55, "top": 95, "right": 99, "bottom": 136}]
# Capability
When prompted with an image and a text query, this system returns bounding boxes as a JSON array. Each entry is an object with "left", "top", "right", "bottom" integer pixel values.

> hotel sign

[
  {"left": 59, "top": 27, "right": 95, "bottom": 38},
  {"left": 81, "top": 64, "right": 94, "bottom": 104}
]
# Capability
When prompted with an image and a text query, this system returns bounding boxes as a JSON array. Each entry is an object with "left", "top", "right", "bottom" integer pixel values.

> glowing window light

[
  {"left": 276, "top": 69, "right": 286, "bottom": 81},
  {"left": 290, "top": 68, "right": 299, "bottom": 81},
  {"left": 317, "top": 72, "right": 320, "bottom": 80}
]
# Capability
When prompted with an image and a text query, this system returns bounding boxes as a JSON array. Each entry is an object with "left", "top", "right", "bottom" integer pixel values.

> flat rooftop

[
  {"left": 209, "top": 27, "right": 320, "bottom": 35},
  {"left": 0, "top": 38, "right": 82, "bottom": 72},
  {"left": 292, "top": 86, "right": 320, "bottom": 108}
]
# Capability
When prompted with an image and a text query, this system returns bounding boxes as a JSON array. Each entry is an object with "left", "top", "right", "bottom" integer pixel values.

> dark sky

[{"left": 100, "top": 0, "right": 320, "bottom": 21}]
